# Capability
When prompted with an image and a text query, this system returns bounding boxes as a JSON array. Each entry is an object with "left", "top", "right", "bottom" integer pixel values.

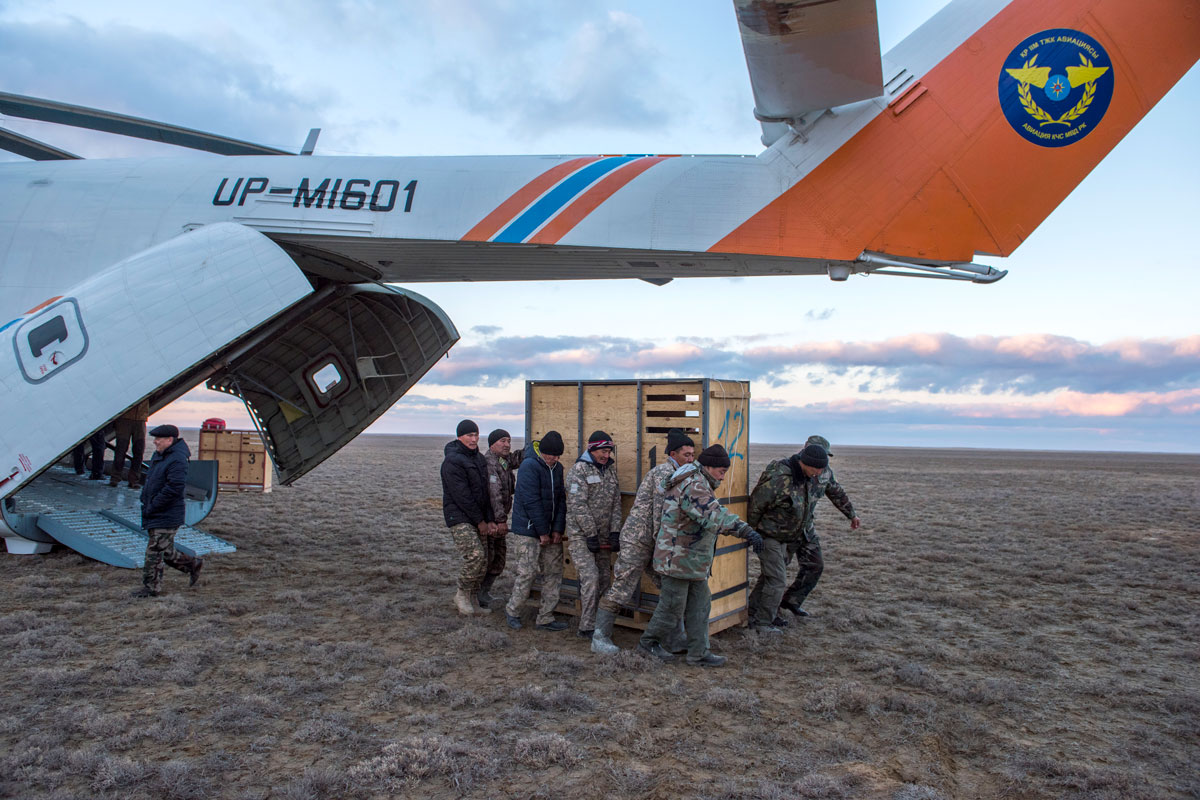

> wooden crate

[
  {"left": 526, "top": 379, "right": 751, "bottom": 634},
  {"left": 197, "top": 429, "right": 273, "bottom": 492}
]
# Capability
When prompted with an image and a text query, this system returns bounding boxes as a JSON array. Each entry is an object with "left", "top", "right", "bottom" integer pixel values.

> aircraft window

[{"left": 311, "top": 362, "right": 343, "bottom": 395}]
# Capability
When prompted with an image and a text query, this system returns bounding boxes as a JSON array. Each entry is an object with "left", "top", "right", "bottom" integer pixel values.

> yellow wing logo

[
  {"left": 1004, "top": 66, "right": 1051, "bottom": 87},
  {"left": 1010, "top": 54, "right": 1107, "bottom": 127}
]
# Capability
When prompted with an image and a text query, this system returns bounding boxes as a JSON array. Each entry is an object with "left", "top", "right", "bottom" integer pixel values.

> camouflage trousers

[
  {"left": 748, "top": 536, "right": 790, "bottom": 626},
  {"left": 566, "top": 537, "right": 611, "bottom": 631},
  {"left": 483, "top": 533, "right": 507, "bottom": 578},
  {"left": 783, "top": 534, "right": 823, "bottom": 608},
  {"left": 598, "top": 528, "right": 659, "bottom": 614},
  {"left": 505, "top": 536, "right": 564, "bottom": 626},
  {"left": 449, "top": 523, "right": 487, "bottom": 593},
  {"left": 142, "top": 527, "right": 198, "bottom": 593}
]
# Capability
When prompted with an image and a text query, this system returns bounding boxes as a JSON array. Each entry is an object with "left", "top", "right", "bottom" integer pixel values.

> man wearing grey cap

[
  {"left": 747, "top": 439, "right": 859, "bottom": 630},
  {"left": 132, "top": 424, "right": 203, "bottom": 597}
]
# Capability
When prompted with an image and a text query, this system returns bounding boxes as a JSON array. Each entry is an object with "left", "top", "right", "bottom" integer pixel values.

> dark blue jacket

[
  {"left": 511, "top": 442, "right": 566, "bottom": 538},
  {"left": 140, "top": 438, "right": 190, "bottom": 530}
]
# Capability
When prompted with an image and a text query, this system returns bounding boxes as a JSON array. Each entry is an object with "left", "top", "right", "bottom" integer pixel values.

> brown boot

[
  {"left": 188, "top": 557, "right": 203, "bottom": 587},
  {"left": 127, "top": 470, "right": 142, "bottom": 490},
  {"left": 108, "top": 475, "right": 121, "bottom": 488}
]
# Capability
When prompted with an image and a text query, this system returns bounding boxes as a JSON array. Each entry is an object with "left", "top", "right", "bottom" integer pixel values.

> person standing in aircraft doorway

[
  {"left": 110, "top": 399, "right": 149, "bottom": 489},
  {"left": 564, "top": 431, "right": 623, "bottom": 639}
]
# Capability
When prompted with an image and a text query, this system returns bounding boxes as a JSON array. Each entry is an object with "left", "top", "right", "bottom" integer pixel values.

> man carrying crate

[{"left": 592, "top": 428, "right": 694, "bottom": 655}]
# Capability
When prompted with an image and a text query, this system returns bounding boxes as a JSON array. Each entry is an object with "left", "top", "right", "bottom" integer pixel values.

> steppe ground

[{"left": 1, "top": 434, "right": 1197, "bottom": 800}]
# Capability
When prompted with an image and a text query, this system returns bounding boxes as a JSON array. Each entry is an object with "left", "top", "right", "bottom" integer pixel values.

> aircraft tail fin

[{"left": 716, "top": 0, "right": 1199, "bottom": 264}]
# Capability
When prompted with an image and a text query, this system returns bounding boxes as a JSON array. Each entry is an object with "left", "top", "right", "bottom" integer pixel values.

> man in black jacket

[
  {"left": 132, "top": 424, "right": 202, "bottom": 598},
  {"left": 441, "top": 419, "right": 495, "bottom": 616},
  {"left": 504, "top": 431, "right": 568, "bottom": 631}
]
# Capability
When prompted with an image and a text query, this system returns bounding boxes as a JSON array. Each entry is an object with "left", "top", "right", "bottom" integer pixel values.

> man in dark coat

[
  {"left": 441, "top": 419, "right": 495, "bottom": 616},
  {"left": 504, "top": 431, "right": 568, "bottom": 631},
  {"left": 132, "top": 424, "right": 202, "bottom": 597}
]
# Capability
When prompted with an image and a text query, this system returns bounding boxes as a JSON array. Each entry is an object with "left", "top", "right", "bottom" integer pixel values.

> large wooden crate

[
  {"left": 525, "top": 379, "right": 751, "bottom": 634},
  {"left": 197, "top": 429, "right": 273, "bottom": 492}
]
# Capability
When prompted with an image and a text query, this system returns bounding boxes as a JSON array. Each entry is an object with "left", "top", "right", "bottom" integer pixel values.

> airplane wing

[{"left": 733, "top": 0, "right": 883, "bottom": 145}]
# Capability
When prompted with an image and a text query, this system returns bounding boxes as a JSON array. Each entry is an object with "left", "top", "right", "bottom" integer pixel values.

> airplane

[{"left": 1, "top": 0, "right": 1196, "bottom": 560}]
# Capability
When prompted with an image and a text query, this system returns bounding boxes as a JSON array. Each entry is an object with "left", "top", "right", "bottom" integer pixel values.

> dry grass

[{"left": 0, "top": 435, "right": 1197, "bottom": 798}]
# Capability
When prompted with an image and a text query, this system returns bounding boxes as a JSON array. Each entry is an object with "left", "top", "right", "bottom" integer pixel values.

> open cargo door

[{"left": 206, "top": 284, "right": 458, "bottom": 484}]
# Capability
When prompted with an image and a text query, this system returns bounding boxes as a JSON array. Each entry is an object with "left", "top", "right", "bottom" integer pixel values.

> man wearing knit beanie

[
  {"left": 747, "top": 438, "right": 860, "bottom": 632},
  {"left": 640, "top": 444, "right": 763, "bottom": 667},
  {"left": 593, "top": 428, "right": 695, "bottom": 655},
  {"left": 564, "top": 431, "right": 623, "bottom": 637},
  {"left": 480, "top": 429, "right": 523, "bottom": 609},
  {"left": 505, "top": 430, "right": 569, "bottom": 631},
  {"left": 440, "top": 420, "right": 496, "bottom": 616}
]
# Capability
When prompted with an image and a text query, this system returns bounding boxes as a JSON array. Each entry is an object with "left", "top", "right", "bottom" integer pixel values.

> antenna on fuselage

[{"left": 300, "top": 128, "right": 320, "bottom": 156}]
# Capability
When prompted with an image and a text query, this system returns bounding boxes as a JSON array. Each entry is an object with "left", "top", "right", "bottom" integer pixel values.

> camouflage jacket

[
  {"left": 618, "top": 458, "right": 679, "bottom": 549},
  {"left": 747, "top": 457, "right": 855, "bottom": 543},
  {"left": 483, "top": 448, "right": 523, "bottom": 525},
  {"left": 564, "top": 451, "right": 622, "bottom": 540},
  {"left": 652, "top": 463, "right": 755, "bottom": 581}
]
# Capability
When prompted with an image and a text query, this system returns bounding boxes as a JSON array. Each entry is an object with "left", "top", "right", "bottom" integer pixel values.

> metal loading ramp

[{"left": 1, "top": 464, "right": 233, "bottom": 568}]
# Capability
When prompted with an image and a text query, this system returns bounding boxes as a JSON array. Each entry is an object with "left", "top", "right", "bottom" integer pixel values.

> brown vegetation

[{"left": 0, "top": 435, "right": 1197, "bottom": 798}]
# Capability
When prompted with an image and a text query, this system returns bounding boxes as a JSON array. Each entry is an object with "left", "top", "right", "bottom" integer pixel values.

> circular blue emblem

[{"left": 998, "top": 28, "right": 1114, "bottom": 148}]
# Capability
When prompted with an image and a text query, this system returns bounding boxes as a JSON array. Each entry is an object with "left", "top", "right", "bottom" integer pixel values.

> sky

[{"left": 2, "top": 1, "right": 1198, "bottom": 452}]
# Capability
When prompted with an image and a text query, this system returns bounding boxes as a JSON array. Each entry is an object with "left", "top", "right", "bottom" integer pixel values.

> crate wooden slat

[{"left": 526, "top": 378, "right": 751, "bottom": 635}]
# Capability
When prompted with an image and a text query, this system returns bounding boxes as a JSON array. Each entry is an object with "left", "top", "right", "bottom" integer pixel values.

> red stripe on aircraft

[
  {"left": 24, "top": 296, "right": 62, "bottom": 314},
  {"left": 528, "top": 156, "right": 669, "bottom": 245},
  {"left": 462, "top": 157, "right": 604, "bottom": 242}
]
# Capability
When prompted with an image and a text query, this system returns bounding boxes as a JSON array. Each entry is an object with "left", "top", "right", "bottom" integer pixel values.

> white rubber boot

[{"left": 454, "top": 589, "right": 476, "bottom": 616}]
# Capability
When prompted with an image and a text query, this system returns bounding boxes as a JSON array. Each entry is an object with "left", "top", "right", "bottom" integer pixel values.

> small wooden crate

[
  {"left": 197, "top": 429, "right": 273, "bottom": 493},
  {"left": 526, "top": 379, "right": 751, "bottom": 634}
]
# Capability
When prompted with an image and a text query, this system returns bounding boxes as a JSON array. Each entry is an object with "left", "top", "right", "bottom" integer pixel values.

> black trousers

[{"left": 72, "top": 432, "right": 107, "bottom": 477}]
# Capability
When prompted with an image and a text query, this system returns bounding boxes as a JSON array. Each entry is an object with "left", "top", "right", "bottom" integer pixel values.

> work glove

[
  {"left": 745, "top": 529, "right": 764, "bottom": 554},
  {"left": 608, "top": 532, "right": 621, "bottom": 552},
  {"left": 586, "top": 535, "right": 601, "bottom": 553}
]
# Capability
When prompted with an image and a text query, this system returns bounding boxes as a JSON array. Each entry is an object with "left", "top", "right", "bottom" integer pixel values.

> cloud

[
  {"left": 429, "top": 330, "right": 1200, "bottom": 396},
  {"left": 0, "top": 18, "right": 322, "bottom": 156},
  {"left": 805, "top": 308, "right": 835, "bottom": 321},
  {"left": 424, "top": 8, "right": 676, "bottom": 137}
]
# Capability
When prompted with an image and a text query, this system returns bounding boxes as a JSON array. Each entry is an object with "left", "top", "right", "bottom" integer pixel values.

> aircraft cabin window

[{"left": 311, "top": 362, "right": 343, "bottom": 395}]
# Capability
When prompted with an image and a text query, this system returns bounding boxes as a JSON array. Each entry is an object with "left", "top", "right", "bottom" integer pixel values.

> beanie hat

[
  {"left": 539, "top": 430, "right": 565, "bottom": 456},
  {"left": 665, "top": 428, "right": 694, "bottom": 454},
  {"left": 805, "top": 434, "right": 833, "bottom": 456},
  {"left": 149, "top": 424, "right": 179, "bottom": 439},
  {"left": 799, "top": 443, "right": 829, "bottom": 469},
  {"left": 587, "top": 430, "right": 614, "bottom": 451},
  {"left": 488, "top": 428, "right": 510, "bottom": 447},
  {"left": 697, "top": 444, "right": 731, "bottom": 468},
  {"left": 456, "top": 419, "right": 478, "bottom": 437}
]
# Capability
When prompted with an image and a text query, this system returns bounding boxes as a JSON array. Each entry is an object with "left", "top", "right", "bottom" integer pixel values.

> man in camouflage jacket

[
  {"left": 481, "top": 428, "right": 523, "bottom": 609},
  {"left": 747, "top": 441, "right": 859, "bottom": 630},
  {"left": 564, "top": 430, "right": 623, "bottom": 636},
  {"left": 592, "top": 428, "right": 695, "bottom": 655},
  {"left": 780, "top": 435, "right": 861, "bottom": 618},
  {"left": 640, "top": 445, "right": 763, "bottom": 667}
]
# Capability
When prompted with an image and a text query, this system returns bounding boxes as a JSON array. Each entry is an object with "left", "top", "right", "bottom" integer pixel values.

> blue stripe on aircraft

[
  {"left": 493, "top": 156, "right": 639, "bottom": 243},
  {"left": 0, "top": 318, "right": 21, "bottom": 335}
]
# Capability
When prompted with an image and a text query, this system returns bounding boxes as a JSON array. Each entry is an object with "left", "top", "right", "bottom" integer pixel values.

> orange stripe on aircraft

[
  {"left": 24, "top": 296, "right": 62, "bottom": 314},
  {"left": 712, "top": 0, "right": 1199, "bottom": 263},
  {"left": 462, "top": 157, "right": 603, "bottom": 242},
  {"left": 528, "top": 156, "right": 670, "bottom": 245}
]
